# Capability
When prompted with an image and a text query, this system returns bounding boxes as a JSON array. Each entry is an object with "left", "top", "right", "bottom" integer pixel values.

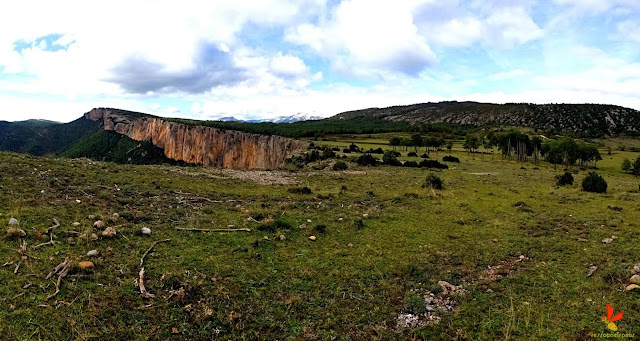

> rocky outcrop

[{"left": 85, "top": 108, "right": 308, "bottom": 169}]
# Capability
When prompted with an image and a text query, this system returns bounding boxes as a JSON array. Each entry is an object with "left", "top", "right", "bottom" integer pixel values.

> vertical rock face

[{"left": 85, "top": 108, "right": 308, "bottom": 169}]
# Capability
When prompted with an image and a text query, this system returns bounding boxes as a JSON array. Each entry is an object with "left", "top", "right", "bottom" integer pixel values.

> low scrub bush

[{"left": 582, "top": 172, "right": 607, "bottom": 193}]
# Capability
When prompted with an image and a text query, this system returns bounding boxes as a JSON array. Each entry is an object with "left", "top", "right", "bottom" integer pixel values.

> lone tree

[
  {"left": 389, "top": 137, "right": 401, "bottom": 151},
  {"left": 446, "top": 141, "right": 453, "bottom": 153},
  {"left": 621, "top": 158, "right": 632, "bottom": 174},
  {"left": 633, "top": 156, "right": 640, "bottom": 176}
]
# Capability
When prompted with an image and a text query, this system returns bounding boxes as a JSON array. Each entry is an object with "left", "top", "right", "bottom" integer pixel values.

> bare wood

[
  {"left": 35, "top": 219, "right": 61, "bottom": 249},
  {"left": 45, "top": 259, "right": 71, "bottom": 301},
  {"left": 139, "top": 267, "right": 154, "bottom": 298},
  {"left": 14, "top": 262, "right": 20, "bottom": 274},
  {"left": 175, "top": 227, "right": 251, "bottom": 232},
  {"left": 139, "top": 239, "right": 171, "bottom": 268},
  {"left": 47, "top": 258, "right": 71, "bottom": 280}
]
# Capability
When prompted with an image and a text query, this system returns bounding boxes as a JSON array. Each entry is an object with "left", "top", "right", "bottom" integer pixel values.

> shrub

[
  {"left": 443, "top": 155, "right": 460, "bottom": 163},
  {"left": 404, "top": 291, "right": 426, "bottom": 315},
  {"left": 322, "top": 148, "right": 336, "bottom": 159},
  {"left": 349, "top": 143, "right": 361, "bottom": 152},
  {"left": 366, "top": 147, "right": 384, "bottom": 154},
  {"left": 419, "top": 160, "right": 448, "bottom": 169},
  {"left": 582, "top": 172, "right": 607, "bottom": 193},
  {"left": 423, "top": 173, "right": 443, "bottom": 190},
  {"left": 407, "top": 152, "right": 418, "bottom": 157},
  {"left": 391, "top": 151, "right": 401, "bottom": 157},
  {"left": 382, "top": 150, "right": 402, "bottom": 166},
  {"left": 314, "top": 224, "right": 327, "bottom": 233},
  {"left": 288, "top": 186, "right": 312, "bottom": 194},
  {"left": 331, "top": 147, "right": 340, "bottom": 151},
  {"left": 333, "top": 161, "right": 348, "bottom": 171},
  {"left": 403, "top": 161, "right": 419, "bottom": 167},
  {"left": 556, "top": 172, "right": 574, "bottom": 186},
  {"left": 342, "top": 148, "right": 351, "bottom": 154},
  {"left": 357, "top": 154, "right": 378, "bottom": 166},
  {"left": 420, "top": 153, "right": 429, "bottom": 158}
]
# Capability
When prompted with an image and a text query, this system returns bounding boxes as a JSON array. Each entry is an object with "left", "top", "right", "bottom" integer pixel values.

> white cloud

[
  {"left": 269, "top": 53, "right": 310, "bottom": 78},
  {"left": 616, "top": 20, "right": 640, "bottom": 42},
  {"left": 489, "top": 69, "right": 529, "bottom": 80}
]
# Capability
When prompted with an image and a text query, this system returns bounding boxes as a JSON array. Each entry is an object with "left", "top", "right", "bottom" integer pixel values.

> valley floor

[{"left": 0, "top": 145, "right": 639, "bottom": 340}]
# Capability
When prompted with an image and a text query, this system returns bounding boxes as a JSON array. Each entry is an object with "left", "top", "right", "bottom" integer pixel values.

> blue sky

[{"left": 1, "top": 0, "right": 640, "bottom": 122}]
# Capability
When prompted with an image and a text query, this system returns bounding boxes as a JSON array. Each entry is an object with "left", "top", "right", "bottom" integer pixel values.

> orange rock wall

[{"left": 85, "top": 108, "right": 308, "bottom": 169}]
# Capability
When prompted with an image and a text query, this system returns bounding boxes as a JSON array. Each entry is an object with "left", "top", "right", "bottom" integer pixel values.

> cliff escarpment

[{"left": 85, "top": 108, "right": 309, "bottom": 169}]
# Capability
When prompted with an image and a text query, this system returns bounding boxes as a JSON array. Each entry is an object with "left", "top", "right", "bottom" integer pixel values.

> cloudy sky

[{"left": 1, "top": 0, "right": 640, "bottom": 122}]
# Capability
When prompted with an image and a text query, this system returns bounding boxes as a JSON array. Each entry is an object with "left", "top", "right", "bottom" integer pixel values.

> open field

[{"left": 1, "top": 139, "right": 640, "bottom": 339}]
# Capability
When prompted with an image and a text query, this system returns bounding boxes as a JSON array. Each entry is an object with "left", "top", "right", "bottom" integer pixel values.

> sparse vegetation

[{"left": 423, "top": 173, "right": 444, "bottom": 189}]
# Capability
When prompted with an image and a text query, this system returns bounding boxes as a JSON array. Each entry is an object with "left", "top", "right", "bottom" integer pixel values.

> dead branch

[
  {"left": 139, "top": 268, "right": 154, "bottom": 298},
  {"left": 175, "top": 227, "right": 251, "bottom": 233},
  {"left": 35, "top": 219, "right": 61, "bottom": 249},
  {"left": 45, "top": 258, "right": 72, "bottom": 301},
  {"left": 139, "top": 239, "right": 171, "bottom": 268},
  {"left": 14, "top": 262, "right": 20, "bottom": 274}
]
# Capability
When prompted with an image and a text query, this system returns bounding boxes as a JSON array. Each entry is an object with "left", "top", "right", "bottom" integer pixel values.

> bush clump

[
  {"left": 419, "top": 160, "right": 448, "bottom": 169},
  {"left": 582, "top": 172, "right": 607, "bottom": 193},
  {"left": 556, "top": 172, "right": 574, "bottom": 186},
  {"left": 288, "top": 186, "right": 312, "bottom": 194},
  {"left": 382, "top": 150, "right": 402, "bottom": 166},
  {"left": 403, "top": 161, "right": 419, "bottom": 167},
  {"left": 443, "top": 155, "right": 460, "bottom": 163},
  {"left": 333, "top": 161, "right": 348, "bottom": 171},
  {"left": 357, "top": 153, "right": 378, "bottom": 166},
  {"left": 423, "top": 173, "right": 444, "bottom": 190},
  {"left": 407, "top": 152, "right": 418, "bottom": 157},
  {"left": 365, "top": 147, "right": 384, "bottom": 154},
  {"left": 420, "top": 153, "right": 429, "bottom": 158}
]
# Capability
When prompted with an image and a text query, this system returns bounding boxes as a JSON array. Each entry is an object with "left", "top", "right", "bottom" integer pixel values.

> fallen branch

[
  {"left": 45, "top": 258, "right": 72, "bottom": 301},
  {"left": 35, "top": 219, "right": 61, "bottom": 249},
  {"left": 139, "top": 239, "right": 171, "bottom": 268},
  {"left": 14, "top": 262, "right": 20, "bottom": 274},
  {"left": 175, "top": 227, "right": 251, "bottom": 233},
  {"left": 139, "top": 268, "right": 154, "bottom": 298}
]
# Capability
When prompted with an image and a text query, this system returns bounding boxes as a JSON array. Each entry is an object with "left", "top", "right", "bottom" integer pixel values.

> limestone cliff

[{"left": 85, "top": 108, "right": 309, "bottom": 169}]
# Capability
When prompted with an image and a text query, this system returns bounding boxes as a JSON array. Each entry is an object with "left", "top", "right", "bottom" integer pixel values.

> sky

[{"left": 1, "top": 0, "right": 640, "bottom": 122}]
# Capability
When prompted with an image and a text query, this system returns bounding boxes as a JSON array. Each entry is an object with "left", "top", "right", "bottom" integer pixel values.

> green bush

[
  {"left": 556, "top": 172, "right": 574, "bottom": 186},
  {"left": 288, "top": 186, "right": 312, "bottom": 194},
  {"left": 582, "top": 172, "right": 607, "bottom": 193},
  {"left": 423, "top": 173, "right": 443, "bottom": 190},
  {"left": 443, "top": 155, "right": 460, "bottom": 163},
  {"left": 403, "top": 161, "right": 419, "bottom": 167},
  {"left": 357, "top": 154, "right": 378, "bottom": 166},
  {"left": 382, "top": 150, "right": 402, "bottom": 166},
  {"left": 407, "top": 152, "right": 418, "bottom": 157},
  {"left": 333, "top": 161, "right": 348, "bottom": 171},
  {"left": 404, "top": 291, "right": 426, "bottom": 315}
]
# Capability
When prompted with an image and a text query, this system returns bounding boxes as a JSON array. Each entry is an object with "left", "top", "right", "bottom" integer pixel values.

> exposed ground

[{"left": 0, "top": 136, "right": 639, "bottom": 340}]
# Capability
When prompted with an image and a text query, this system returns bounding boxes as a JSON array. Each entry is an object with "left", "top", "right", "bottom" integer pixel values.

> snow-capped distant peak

[{"left": 270, "top": 113, "right": 323, "bottom": 123}]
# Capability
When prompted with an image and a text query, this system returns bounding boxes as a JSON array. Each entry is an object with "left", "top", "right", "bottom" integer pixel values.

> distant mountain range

[{"left": 214, "top": 113, "right": 323, "bottom": 123}]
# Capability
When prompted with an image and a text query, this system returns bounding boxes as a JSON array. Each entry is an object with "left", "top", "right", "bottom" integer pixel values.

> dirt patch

[
  {"left": 397, "top": 281, "right": 466, "bottom": 329},
  {"left": 168, "top": 168, "right": 297, "bottom": 185}
]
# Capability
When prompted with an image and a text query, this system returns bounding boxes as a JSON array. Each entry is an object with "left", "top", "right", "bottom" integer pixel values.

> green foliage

[
  {"left": 333, "top": 161, "right": 348, "bottom": 171},
  {"left": 621, "top": 158, "right": 632, "bottom": 174},
  {"left": 404, "top": 291, "right": 427, "bottom": 315},
  {"left": 582, "top": 172, "right": 607, "bottom": 193},
  {"left": 287, "top": 186, "right": 312, "bottom": 194},
  {"left": 403, "top": 161, "right": 419, "bottom": 167},
  {"left": 407, "top": 152, "right": 418, "bottom": 157},
  {"left": 382, "top": 150, "right": 402, "bottom": 166},
  {"left": 356, "top": 153, "right": 378, "bottom": 166},
  {"left": 541, "top": 138, "right": 601, "bottom": 167},
  {"left": 555, "top": 172, "right": 574, "bottom": 186},
  {"left": 423, "top": 173, "right": 444, "bottom": 189},
  {"left": 419, "top": 159, "right": 448, "bottom": 169},
  {"left": 443, "top": 155, "right": 460, "bottom": 163},
  {"left": 62, "top": 130, "right": 187, "bottom": 165},
  {"left": 633, "top": 156, "right": 640, "bottom": 176},
  {"left": 463, "top": 135, "right": 481, "bottom": 153}
]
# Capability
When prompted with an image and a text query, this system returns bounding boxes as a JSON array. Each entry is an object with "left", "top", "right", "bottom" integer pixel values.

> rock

[
  {"left": 362, "top": 213, "right": 369, "bottom": 218},
  {"left": 634, "top": 263, "right": 640, "bottom": 274},
  {"left": 279, "top": 234, "right": 286, "bottom": 241},
  {"left": 71, "top": 222, "right": 81, "bottom": 227},
  {"left": 112, "top": 213, "right": 119, "bottom": 220},
  {"left": 102, "top": 227, "right": 116, "bottom": 238},
  {"left": 630, "top": 275, "right": 640, "bottom": 285},
  {"left": 625, "top": 284, "right": 640, "bottom": 291},
  {"left": 8, "top": 218, "right": 19, "bottom": 226},
  {"left": 6, "top": 227, "right": 26, "bottom": 238},
  {"left": 492, "top": 238, "right": 499, "bottom": 243},
  {"left": 90, "top": 233, "right": 98, "bottom": 241},
  {"left": 93, "top": 220, "right": 105, "bottom": 229},
  {"left": 602, "top": 238, "right": 614, "bottom": 244},
  {"left": 77, "top": 261, "right": 95, "bottom": 271},
  {"left": 88, "top": 215, "right": 96, "bottom": 220},
  {"left": 309, "top": 236, "right": 317, "bottom": 241},
  {"left": 141, "top": 227, "right": 151, "bottom": 235},
  {"left": 307, "top": 219, "right": 312, "bottom": 223},
  {"left": 263, "top": 236, "right": 270, "bottom": 240},
  {"left": 338, "top": 217, "right": 343, "bottom": 221},
  {"left": 587, "top": 265, "right": 598, "bottom": 277},
  {"left": 85, "top": 108, "right": 309, "bottom": 169},
  {"left": 86, "top": 250, "right": 99, "bottom": 257}
]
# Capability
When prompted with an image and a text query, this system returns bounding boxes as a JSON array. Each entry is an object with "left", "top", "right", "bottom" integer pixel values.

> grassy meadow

[{"left": 0, "top": 135, "right": 639, "bottom": 340}]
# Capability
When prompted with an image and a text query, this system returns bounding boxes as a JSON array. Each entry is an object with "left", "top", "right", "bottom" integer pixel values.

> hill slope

[{"left": 333, "top": 101, "right": 640, "bottom": 137}]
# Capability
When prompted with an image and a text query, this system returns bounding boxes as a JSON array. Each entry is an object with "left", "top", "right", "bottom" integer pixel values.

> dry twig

[
  {"left": 45, "top": 258, "right": 72, "bottom": 301},
  {"left": 175, "top": 227, "right": 251, "bottom": 233},
  {"left": 139, "top": 239, "right": 171, "bottom": 268},
  {"left": 139, "top": 268, "right": 154, "bottom": 298}
]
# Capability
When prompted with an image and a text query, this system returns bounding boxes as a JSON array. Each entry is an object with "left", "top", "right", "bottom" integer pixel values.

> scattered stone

[
  {"left": 93, "top": 220, "right": 105, "bottom": 229},
  {"left": 77, "top": 261, "right": 95, "bottom": 271},
  {"left": 348, "top": 243, "right": 353, "bottom": 247},
  {"left": 211, "top": 277, "right": 217, "bottom": 282},
  {"left": 437, "top": 281, "right": 466, "bottom": 296},
  {"left": 338, "top": 217, "right": 343, "bottom": 221},
  {"left": 634, "top": 263, "right": 640, "bottom": 274},
  {"left": 307, "top": 219, "right": 312, "bottom": 223},
  {"left": 362, "top": 213, "right": 369, "bottom": 218},
  {"left": 171, "top": 327, "right": 179, "bottom": 334},
  {"left": 88, "top": 215, "right": 96, "bottom": 220},
  {"left": 397, "top": 314, "right": 422, "bottom": 329},
  {"left": 630, "top": 275, "right": 640, "bottom": 285},
  {"left": 112, "top": 213, "right": 119, "bottom": 220},
  {"left": 309, "top": 236, "right": 317, "bottom": 241},
  {"left": 625, "top": 284, "right": 640, "bottom": 291},
  {"left": 8, "top": 218, "right": 19, "bottom": 226},
  {"left": 102, "top": 227, "right": 116, "bottom": 238},
  {"left": 587, "top": 265, "right": 598, "bottom": 277},
  {"left": 263, "top": 236, "right": 270, "bottom": 240},
  {"left": 86, "top": 250, "right": 99, "bottom": 257},
  {"left": 71, "top": 222, "right": 81, "bottom": 227},
  {"left": 90, "top": 233, "right": 98, "bottom": 241},
  {"left": 277, "top": 234, "right": 286, "bottom": 241},
  {"left": 492, "top": 238, "right": 499, "bottom": 243},
  {"left": 602, "top": 237, "right": 614, "bottom": 244},
  {"left": 141, "top": 227, "right": 151, "bottom": 235}
]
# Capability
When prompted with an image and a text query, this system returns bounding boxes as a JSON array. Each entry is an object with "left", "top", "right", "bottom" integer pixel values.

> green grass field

[{"left": 1, "top": 136, "right": 640, "bottom": 340}]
